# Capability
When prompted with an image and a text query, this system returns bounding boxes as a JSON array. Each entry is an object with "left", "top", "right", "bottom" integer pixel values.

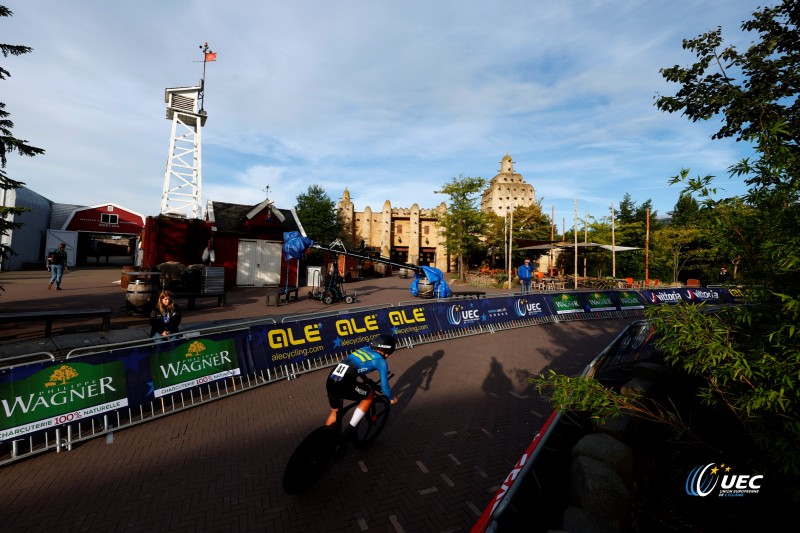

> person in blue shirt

[
  {"left": 325, "top": 333, "right": 398, "bottom": 440},
  {"left": 518, "top": 258, "right": 533, "bottom": 294}
]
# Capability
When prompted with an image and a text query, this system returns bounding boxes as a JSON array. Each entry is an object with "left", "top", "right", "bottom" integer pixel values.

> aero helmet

[{"left": 370, "top": 333, "right": 397, "bottom": 355}]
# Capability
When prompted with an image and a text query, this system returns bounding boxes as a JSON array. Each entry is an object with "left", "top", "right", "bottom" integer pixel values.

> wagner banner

[
  {"left": 549, "top": 293, "right": 585, "bottom": 314},
  {"left": 150, "top": 336, "right": 241, "bottom": 397},
  {"left": 615, "top": 290, "right": 646, "bottom": 310},
  {"left": 0, "top": 360, "right": 128, "bottom": 441}
]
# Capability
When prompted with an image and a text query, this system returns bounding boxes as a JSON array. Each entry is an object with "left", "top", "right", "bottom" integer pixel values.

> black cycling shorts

[{"left": 326, "top": 361, "right": 372, "bottom": 409}]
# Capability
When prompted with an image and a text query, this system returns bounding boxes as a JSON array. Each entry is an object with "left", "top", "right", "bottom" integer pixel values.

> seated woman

[{"left": 149, "top": 290, "right": 182, "bottom": 341}]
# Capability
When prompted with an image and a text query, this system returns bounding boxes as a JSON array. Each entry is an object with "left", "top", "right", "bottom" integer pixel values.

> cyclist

[{"left": 325, "top": 333, "right": 399, "bottom": 441}]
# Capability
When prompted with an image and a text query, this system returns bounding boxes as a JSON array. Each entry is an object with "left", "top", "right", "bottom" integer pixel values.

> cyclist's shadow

[{"left": 391, "top": 349, "right": 444, "bottom": 415}]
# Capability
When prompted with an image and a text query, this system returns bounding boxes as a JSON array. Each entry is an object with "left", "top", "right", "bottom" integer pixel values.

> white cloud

[{"left": 3, "top": 0, "right": 762, "bottom": 225}]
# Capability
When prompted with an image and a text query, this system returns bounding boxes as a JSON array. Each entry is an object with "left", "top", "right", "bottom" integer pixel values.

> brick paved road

[{"left": 0, "top": 318, "right": 633, "bottom": 532}]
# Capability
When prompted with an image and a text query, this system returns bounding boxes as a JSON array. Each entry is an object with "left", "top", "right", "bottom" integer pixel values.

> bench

[
  {"left": 0, "top": 308, "right": 111, "bottom": 337},
  {"left": 449, "top": 290, "right": 486, "bottom": 299},
  {"left": 265, "top": 287, "right": 300, "bottom": 307},
  {"left": 170, "top": 292, "right": 226, "bottom": 310}
]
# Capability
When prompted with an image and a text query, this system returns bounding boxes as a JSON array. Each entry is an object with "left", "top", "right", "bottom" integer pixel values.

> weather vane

[
  {"left": 263, "top": 185, "right": 271, "bottom": 201},
  {"left": 197, "top": 42, "right": 216, "bottom": 112}
]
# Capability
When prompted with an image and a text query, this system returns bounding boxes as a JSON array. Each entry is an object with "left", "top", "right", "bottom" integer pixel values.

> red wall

[
  {"left": 142, "top": 215, "right": 298, "bottom": 288},
  {"left": 141, "top": 216, "right": 212, "bottom": 268},
  {"left": 66, "top": 205, "right": 144, "bottom": 234}
]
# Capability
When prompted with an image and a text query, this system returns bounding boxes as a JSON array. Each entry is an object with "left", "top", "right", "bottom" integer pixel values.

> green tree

[
  {"left": 294, "top": 185, "right": 342, "bottom": 263},
  {"left": 534, "top": 0, "right": 800, "bottom": 483},
  {"left": 651, "top": 225, "right": 705, "bottom": 284},
  {"left": 667, "top": 192, "right": 701, "bottom": 227},
  {"left": 612, "top": 194, "right": 658, "bottom": 279},
  {"left": 0, "top": 6, "right": 45, "bottom": 283},
  {"left": 481, "top": 202, "right": 552, "bottom": 270},
  {"left": 435, "top": 175, "right": 486, "bottom": 281}
]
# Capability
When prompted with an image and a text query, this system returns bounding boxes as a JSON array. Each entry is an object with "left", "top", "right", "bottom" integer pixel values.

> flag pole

[
  {"left": 198, "top": 42, "right": 216, "bottom": 112},
  {"left": 611, "top": 203, "right": 616, "bottom": 278},
  {"left": 573, "top": 199, "right": 578, "bottom": 290}
]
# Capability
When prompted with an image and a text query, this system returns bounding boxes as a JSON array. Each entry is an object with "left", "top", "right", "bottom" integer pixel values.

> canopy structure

[
  {"left": 517, "top": 242, "right": 640, "bottom": 251},
  {"left": 518, "top": 241, "right": 642, "bottom": 286}
]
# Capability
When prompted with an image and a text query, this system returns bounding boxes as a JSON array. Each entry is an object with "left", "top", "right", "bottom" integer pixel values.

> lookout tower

[
  {"left": 160, "top": 85, "right": 207, "bottom": 218},
  {"left": 160, "top": 44, "right": 215, "bottom": 218}
]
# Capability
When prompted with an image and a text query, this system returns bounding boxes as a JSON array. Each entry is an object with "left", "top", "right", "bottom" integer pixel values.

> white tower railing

[{"left": 161, "top": 86, "right": 207, "bottom": 218}]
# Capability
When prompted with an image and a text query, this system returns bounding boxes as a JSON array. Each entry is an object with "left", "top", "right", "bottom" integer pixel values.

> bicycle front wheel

[
  {"left": 353, "top": 398, "right": 390, "bottom": 449},
  {"left": 283, "top": 426, "right": 337, "bottom": 494}
]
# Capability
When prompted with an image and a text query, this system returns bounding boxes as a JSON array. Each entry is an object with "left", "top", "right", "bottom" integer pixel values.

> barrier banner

[
  {"left": 548, "top": 293, "right": 585, "bottom": 314},
  {"left": 248, "top": 304, "right": 439, "bottom": 370},
  {"left": 583, "top": 292, "right": 619, "bottom": 313},
  {"left": 0, "top": 359, "right": 128, "bottom": 441},
  {"left": 149, "top": 336, "right": 242, "bottom": 398},
  {"left": 641, "top": 286, "right": 726, "bottom": 306},
  {"left": 614, "top": 290, "right": 647, "bottom": 310},
  {"left": 503, "top": 294, "right": 552, "bottom": 322},
  {"left": 719, "top": 286, "right": 745, "bottom": 304}
]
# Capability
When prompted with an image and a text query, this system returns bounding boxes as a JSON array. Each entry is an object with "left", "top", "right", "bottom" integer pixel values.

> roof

[{"left": 207, "top": 201, "right": 303, "bottom": 235}]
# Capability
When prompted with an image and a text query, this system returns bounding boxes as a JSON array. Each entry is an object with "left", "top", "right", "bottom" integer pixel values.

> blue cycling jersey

[{"left": 343, "top": 346, "right": 393, "bottom": 399}]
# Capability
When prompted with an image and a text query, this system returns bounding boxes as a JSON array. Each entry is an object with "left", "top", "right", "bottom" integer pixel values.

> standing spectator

[
  {"left": 47, "top": 242, "right": 68, "bottom": 290},
  {"left": 149, "top": 290, "right": 182, "bottom": 341},
  {"left": 517, "top": 258, "right": 533, "bottom": 294},
  {"left": 719, "top": 266, "right": 730, "bottom": 284}
]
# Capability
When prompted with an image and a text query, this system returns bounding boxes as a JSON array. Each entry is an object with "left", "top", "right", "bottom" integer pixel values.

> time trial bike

[{"left": 282, "top": 373, "right": 393, "bottom": 494}]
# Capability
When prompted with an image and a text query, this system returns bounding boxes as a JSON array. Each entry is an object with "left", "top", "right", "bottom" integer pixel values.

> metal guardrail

[
  {"left": 0, "top": 296, "right": 656, "bottom": 467},
  {"left": 280, "top": 303, "right": 393, "bottom": 323},
  {"left": 63, "top": 318, "right": 278, "bottom": 360},
  {"left": 0, "top": 352, "right": 55, "bottom": 367},
  {"left": 480, "top": 320, "right": 657, "bottom": 531}
]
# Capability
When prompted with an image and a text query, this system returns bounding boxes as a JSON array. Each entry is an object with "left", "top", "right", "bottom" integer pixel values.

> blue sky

[{"left": 4, "top": 1, "right": 764, "bottom": 229}]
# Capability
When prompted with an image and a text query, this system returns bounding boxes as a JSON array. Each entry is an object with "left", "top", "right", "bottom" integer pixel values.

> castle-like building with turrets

[
  {"left": 481, "top": 152, "right": 536, "bottom": 216},
  {"left": 337, "top": 152, "right": 536, "bottom": 272},
  {"left": 337, "top": 188, "right": 449, "bottom": 271}
]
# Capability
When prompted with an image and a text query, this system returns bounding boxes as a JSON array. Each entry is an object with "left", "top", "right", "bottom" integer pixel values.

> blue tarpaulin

[
  {"left": 283, "top": 231, "right": 314, "bottom": 260},
  {"left": 410, "top": 266, "right": 451, "bottom": 298}
]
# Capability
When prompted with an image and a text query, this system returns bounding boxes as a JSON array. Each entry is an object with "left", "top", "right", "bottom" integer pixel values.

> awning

[{"left": 518, "top": 242, "right": 640, "bottom": 251}]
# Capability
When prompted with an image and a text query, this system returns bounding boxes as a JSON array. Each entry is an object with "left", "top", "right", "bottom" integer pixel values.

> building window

[{"left": 101, "top": 213, "right": 119, "bottom": 224}]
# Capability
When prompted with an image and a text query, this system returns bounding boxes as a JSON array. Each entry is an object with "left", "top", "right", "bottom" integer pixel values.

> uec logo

[
  {"left": 686, "top": 463, "right": 763, "bottom": 497},
  {"left": 447, "top": 304, "right": 480, "bottom": 326},
  {"left": 514, "top": 299, "right": 543, "bottom": 317}
]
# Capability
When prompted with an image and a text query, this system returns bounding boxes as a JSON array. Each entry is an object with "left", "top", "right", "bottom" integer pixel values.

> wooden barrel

[
  {"left": 126, "top": 280, "right": 157, "bottom": 316},
  {"left": 398, "top": 268, "right": 409, "bottom": 279},
  {"left": 120, "top": 265, "right": 137, "bottom": 289},
  {"left": 417, "top": 278, "right": 434, "bottom": 299}
]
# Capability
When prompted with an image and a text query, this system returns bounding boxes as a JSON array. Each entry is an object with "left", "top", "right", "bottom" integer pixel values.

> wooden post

[
  {"left": 645, "top": 207, "right": 650, "bottom": 285},
  {"left": 611, "top": 203, "right": 616, "bottom": 278}
]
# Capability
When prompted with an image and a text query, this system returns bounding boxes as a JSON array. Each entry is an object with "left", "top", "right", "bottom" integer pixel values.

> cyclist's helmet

[{"left": 370, "top": 333, "right": 397, "bottom": 356}]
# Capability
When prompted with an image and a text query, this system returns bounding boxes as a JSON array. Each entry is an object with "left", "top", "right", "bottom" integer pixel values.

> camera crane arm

[{"left": 311, "top": 239, "right": 423, "bottom": 275}]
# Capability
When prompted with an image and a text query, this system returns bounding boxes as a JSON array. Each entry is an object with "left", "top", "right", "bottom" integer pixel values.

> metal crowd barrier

[{"left": 0, "top": 286, "right": 725, "bottom": 467}]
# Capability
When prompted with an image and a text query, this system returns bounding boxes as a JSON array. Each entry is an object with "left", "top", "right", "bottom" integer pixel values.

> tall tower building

[{"left": 480, "top": 152, "right": 536, "bottom": 216}]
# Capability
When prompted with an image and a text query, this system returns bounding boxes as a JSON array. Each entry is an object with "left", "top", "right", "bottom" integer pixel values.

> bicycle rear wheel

[
  {"left": 353, "top": 398, "right": 390, "bottom": 449},
  {"left": 283, "top": 426, "right": 337, "bottom": 494}
]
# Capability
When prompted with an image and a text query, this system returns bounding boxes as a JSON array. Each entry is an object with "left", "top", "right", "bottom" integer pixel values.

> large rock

[
  {"left": 569, "top": 455, "right": 631, "bottom": 530},
  {"left": 562, "top": 505, "right": 618, "bottom": 533},
  {"left": 572, "top": 433, "right": 634, "bottom": 484}
]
